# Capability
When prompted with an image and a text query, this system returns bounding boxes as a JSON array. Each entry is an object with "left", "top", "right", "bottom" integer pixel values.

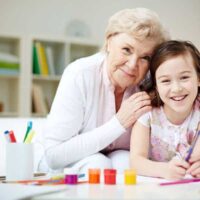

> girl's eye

[
  {"left": 180, "top": 76, "right": 189, "bottom": 80},
  {"left": 161, "top": 79, "right": 170, "bottom": 83}
]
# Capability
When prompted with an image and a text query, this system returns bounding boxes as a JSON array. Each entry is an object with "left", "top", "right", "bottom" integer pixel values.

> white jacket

[{"left": 44, "top": 53, "right": 138, "bottom": 169}]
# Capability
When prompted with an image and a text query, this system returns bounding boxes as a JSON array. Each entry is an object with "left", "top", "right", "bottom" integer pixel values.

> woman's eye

[
  {"left": 142, "top": 56, "right": 151, "bottom": 62},
  {"left": 122, "top": 47, "right": 131, "bottom": 54}
]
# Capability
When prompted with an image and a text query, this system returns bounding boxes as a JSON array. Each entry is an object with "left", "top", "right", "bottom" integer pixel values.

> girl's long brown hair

[{"left": 146, "top": 40, "right": 200, "bottom": 107}]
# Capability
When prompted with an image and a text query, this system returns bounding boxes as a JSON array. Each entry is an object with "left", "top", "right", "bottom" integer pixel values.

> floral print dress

[{"left": 138, "top": 100, "right": 200, "bottom": 162}]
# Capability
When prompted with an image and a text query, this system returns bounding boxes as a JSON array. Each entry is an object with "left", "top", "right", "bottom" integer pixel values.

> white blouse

[{"left": 43, "top": 53, "right": 139, "bottom": 169}]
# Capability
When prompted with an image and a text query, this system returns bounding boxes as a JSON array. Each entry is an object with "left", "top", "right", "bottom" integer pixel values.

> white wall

[{"left": 0, "top": 0, "right": 200, "bottom": 48}]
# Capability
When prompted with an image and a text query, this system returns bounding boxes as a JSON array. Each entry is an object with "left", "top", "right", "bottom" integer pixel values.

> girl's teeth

[{"left": 171, "top": 96, "right": 185, "bottom": 101}]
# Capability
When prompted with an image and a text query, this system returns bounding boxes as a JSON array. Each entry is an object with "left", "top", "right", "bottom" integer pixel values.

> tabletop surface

[{"left": 30, "top": 175, "right": 200, "bottom": 200}]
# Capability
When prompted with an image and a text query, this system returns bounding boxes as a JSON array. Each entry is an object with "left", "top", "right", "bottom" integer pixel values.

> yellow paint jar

[{"left": 124, "top": 169, "right": 137, "bottom": 185}]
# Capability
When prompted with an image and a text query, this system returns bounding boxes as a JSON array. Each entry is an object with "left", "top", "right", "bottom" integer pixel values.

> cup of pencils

[{"left": 5, "top": 121, "right": 35, "bottom": 181}]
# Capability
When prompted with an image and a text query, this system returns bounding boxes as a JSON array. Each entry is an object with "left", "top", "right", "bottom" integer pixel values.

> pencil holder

[{"left": 6, "top": 143, "right": 34, "bottom": 181}]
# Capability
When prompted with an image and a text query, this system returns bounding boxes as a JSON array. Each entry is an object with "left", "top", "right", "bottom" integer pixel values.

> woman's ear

[
  {"left": 107, "top": 38, "right": 111, "bottom": 53},
  {"left": 107, "top": 35, "right": 114, "bottom": 53}
]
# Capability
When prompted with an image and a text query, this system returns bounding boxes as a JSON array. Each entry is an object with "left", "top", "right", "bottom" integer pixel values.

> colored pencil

[{"left": 160, "top": 178, "right": 200, "bottom": 186}]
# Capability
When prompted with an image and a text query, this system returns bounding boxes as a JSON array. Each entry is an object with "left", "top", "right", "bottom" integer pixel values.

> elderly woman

[{"left": 40, "top": 8, "right": 169, "bottom": 173}]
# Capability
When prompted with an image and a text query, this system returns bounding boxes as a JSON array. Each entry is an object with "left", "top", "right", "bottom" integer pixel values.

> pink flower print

[
  {"left": 186, "top": 131, "right": 195, "bottom": 145},
  {"left": 176, "top": 143, "right": 188, "bottom": 157},
  {"left": 151, "top": 145, "right": 169, "bottom": 161},
  {"left": 151, "top": 138, "right": 171, "bottom": 161},
  {"left": 151, "top": 136, "right": 159, "bottom": 146}
]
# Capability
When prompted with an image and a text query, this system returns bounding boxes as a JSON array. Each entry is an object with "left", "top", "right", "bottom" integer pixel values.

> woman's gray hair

[{"left": 102, "top": 8, "right": 170, "bottom": 52}]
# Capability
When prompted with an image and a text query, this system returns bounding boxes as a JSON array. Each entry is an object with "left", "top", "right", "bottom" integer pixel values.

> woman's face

[{"left": 106, "top": 33, "right": 156, "bottom": 91}]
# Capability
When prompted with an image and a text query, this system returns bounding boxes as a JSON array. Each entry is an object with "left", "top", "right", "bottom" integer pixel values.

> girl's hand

[
  {"left": 187, "top": 156, "right": 200, "bottom": 178},
  {"left": 186, "top": 132, "right": 200, "bottom": 177},
  {"left": 116, "top": 92, "right": 151, "bottom": 129},
  {"left": 164, "top": 157, "right": 190, "bottom": 180}
]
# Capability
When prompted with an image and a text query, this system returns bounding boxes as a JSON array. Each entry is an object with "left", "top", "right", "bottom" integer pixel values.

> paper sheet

[{"left": 0, "top": 184, "right": 67, "bottom": 200}]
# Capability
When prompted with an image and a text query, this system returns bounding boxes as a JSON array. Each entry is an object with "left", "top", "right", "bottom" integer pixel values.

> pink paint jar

[{"left": 64, "top": 168, "right": 78, "bottom": 184}]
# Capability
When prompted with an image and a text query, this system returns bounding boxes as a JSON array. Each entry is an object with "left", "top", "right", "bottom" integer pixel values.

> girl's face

[
  {"left": 106, "top": 33, "right": 155, "bottom": 92},
  {"left": 156, "top": 54, "right": 200, "bottom": 123}
]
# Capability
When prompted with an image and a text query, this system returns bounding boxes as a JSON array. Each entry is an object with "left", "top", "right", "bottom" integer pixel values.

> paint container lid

[
  {"left": 88, "top": 168, "right": 100, "bottom": 174},
  {"left": 124, "top": 169, "right": 136, "bottom": 175},
  {"left": 104, "top": 169, "right": 116, "bottom": 175}
]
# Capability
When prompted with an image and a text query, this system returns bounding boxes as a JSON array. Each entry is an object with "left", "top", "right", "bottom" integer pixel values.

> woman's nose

[{"left": 127, "top": 56, "right": 138, "bottom": 69}]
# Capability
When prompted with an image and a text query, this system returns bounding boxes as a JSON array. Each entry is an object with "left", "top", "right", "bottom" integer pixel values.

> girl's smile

[{"left": 156, "top": 53, "right": 200, "bottom": 124}]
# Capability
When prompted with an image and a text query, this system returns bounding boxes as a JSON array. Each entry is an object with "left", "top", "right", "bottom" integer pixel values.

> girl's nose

[{"left": 172, "top": 82, "right": 183, "bottom": 92}]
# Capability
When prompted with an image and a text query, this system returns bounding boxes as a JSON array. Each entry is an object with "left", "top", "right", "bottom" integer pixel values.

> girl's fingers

[
  {"left": 189, "top": 155, "right": 200, "bottom": 163},
  {"left": 187, "top": 161, "right": 200, "bottom": 175},
  {"left": 175, "top": 167, "right": 186, "bottom": 176},
  {"left": 190, "top": 167, "right": 200, "bottom": 177}
]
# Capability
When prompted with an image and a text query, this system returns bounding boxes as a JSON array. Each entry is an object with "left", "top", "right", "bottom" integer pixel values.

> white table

[{"left": 31, "top": 175, "right": 200, "bottom": 200}]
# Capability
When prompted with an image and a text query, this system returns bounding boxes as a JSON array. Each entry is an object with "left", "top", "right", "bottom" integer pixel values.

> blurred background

[
  {"left": 0, "top": 0, "right": 199, "bottom": 118},
  {"left": 0, "top": 0, "right": 199, "bottom": 47}
]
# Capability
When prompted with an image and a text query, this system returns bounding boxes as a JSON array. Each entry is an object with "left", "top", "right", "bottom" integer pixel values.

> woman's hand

[
  {"left": 116, "top": 91, "right": 151, "bottom": 129},
  {"left": 187, "top": 156, "right": 200, "bottom": 178},
  {"left": 164, "top": 157, "right": 190, "bottom": 180}
]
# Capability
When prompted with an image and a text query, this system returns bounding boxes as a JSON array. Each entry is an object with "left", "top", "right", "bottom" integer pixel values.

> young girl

[{"left": 130, "top": 40, "right": 200, "bottom": 180}]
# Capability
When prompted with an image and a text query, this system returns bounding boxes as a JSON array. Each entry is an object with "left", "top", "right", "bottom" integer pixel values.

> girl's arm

[{"left": 130, "top": 121, "right": 189, "bottom": 179}]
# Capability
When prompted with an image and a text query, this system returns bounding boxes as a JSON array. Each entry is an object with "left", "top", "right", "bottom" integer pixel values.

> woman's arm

[
  {"left": 43, "top": 65, "right": 125, "bottom": 170},
  {"left": 130, "top": 121, "right": 189, "bottom": 179}
]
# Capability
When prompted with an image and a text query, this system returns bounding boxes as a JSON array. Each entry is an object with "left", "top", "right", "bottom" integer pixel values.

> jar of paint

[
  {"left": 88, "top": 168, "right": 100, "bottom": 184},
  {"left": 104, "top": 169, "right": 116, "bottom": 185},
  {"left": 124, "top": 169, "right": 137, "bottom": 185},
  {"left": 64, "top": 168, "right": 78, "bottom": 184}
]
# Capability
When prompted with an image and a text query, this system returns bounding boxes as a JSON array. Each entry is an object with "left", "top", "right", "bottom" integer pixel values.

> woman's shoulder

[{"left": 65, "top": 52, "right": 105, "bottom": 74}]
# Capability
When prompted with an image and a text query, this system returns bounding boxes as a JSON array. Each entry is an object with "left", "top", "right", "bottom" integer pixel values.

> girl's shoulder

[
  {"left": 151, "top": 107, "right": 165, "bottom": 126},
  {"left": 137, "top": 107, "right": 163, "bottom": 127}
]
